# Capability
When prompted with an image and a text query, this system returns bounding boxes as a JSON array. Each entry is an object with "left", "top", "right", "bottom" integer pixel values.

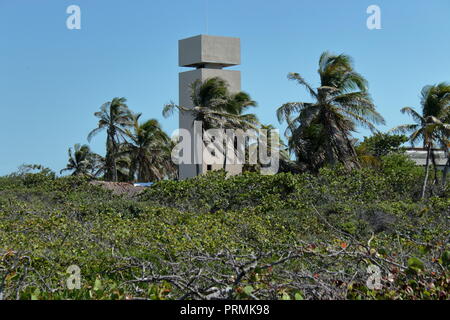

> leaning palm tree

[
  {"left": 60, "top": 144, "right": 102, "bottom": 177},
  {"left": 121, "top": 115, "right": 176, "bottom": 182},
  {"left": 425, "top": 83, "right": 450, "bottom": 185},
  {"left": 391, "top": 108, "right": 449, "bottom": 198},
  {"left": 277, "top": 52, "right": 385, "bottom": 172},
  {"left": 163, "top": 77, "right": 259, "bottom": 174},
  {"left": 391, "top": 83, "right": 450, "bottom": 198},
  {"left": 88, "top": 97, "right": 134, "bottom": 182}
]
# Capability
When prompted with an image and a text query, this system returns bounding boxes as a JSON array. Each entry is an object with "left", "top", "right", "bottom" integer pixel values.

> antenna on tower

[{"left": 205, "top": 0, "right": 209, "bottom": 34}]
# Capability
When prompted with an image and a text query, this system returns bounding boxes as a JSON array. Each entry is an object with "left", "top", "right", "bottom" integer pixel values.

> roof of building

[{"left": 405, "top": 148, "right": 448, "bottom": 166}]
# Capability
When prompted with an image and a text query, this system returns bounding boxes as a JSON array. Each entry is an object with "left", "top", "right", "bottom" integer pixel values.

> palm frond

[
  {"left": 389, "top": 124, "right": 420, "bottom": 135},
  {"left": 276, "top": 102, "right": 304, "bottom": 124},
  {"left": 400, "top": 107, "right": 424, "bottom": 124},
  {"left": 288, "top": 73, "right": 318, "bottom": 99}
]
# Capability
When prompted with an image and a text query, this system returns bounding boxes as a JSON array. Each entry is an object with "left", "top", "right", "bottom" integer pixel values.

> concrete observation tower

[{"left": 178, "top": 35, "right": 243, "bottom": 180}]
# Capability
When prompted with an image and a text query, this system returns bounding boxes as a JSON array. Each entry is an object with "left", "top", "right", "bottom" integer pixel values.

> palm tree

[
  {"left": 224, "top": 91, "right": 258, "bottom": 116},
  {"left": 88, "top": 97, "right": 134, "bottom": 182},
  {"left": 164, "top": 78, "right": 258, "bottom": 130},
  {"left": 121, "top": 114, "right": 176, "bottom": 182},
  {"left": 221, "top": 90, "right": 259, "bottom": 171},
  {"left": 89, "top": 147, "right": 133, "bottom": 182},
  {"left": 163, "top": 77, "right": 259, "bottom": 174},
  {"left": 427, "top": 84, "right": 450, "bottom": 186},
  {"left": 277, "top": 52, "right": 385, "bottom": 172},
  {"left": 244, "top": 124, "right": 291, "bottom": 173},
  {"left": 60, "top": 144, "right": 102, "bottom": 177},
  {"left": 423, "top": 84, "right": 450, "bottom": 187},
  {"left": 391, "top": 83, "right": 450, "bottom": 198}
]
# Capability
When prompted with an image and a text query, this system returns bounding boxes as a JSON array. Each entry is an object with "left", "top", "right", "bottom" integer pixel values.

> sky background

[{"left": 1, "top": 0, "right": 450, "bottom": 175}]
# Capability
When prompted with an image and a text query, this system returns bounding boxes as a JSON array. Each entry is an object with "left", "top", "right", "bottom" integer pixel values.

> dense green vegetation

[
  {"left": 0, "top": 156, "right": 449, "bottom": 300},
  {"left": 1, "top": 51, "right": 449, "bottom": 300},
  {"left": 55, "top": 52, "right": 450, "bottom": 199}
]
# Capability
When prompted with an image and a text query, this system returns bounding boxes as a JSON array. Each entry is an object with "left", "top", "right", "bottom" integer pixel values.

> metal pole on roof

[{"left": 205, "top": 0, "right": 209, "bottom": 35}]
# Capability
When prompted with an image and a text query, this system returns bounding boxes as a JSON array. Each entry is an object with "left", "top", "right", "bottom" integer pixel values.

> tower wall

[{"left": 178, "top": 35, "right": 243, "bottom": 180}]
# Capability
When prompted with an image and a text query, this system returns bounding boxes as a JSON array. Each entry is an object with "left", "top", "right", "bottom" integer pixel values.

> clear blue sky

[{"left": 1, "top": 0, "right": 450, "bottom": 175}]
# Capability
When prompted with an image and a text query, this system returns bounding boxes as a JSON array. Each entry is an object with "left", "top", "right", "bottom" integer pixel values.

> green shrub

[{"left": 0, "top": 164, "right": 448, "bottom": 300}]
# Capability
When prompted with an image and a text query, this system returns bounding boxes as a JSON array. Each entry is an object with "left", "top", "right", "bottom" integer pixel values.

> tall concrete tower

[{"left": 178, "top": 35, "right": 243, "bottom": 180}]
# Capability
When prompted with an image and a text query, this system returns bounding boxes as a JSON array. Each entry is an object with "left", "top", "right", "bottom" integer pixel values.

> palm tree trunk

[
  {"left": 105, "top": 150, "right": 114, "bottom": 181},
  {"left": 443, "top": 157, "right": 450, "bottom": 187},
  {"left": 111, "top": 143, "right": 118, "bottom": 182},
  {"left": 223, "top": 137, "right": 228, "bottom": 172},
  {"left": 112, "top": 161, "right": 118, "bottom": 182},
  {"left": 325, "top": 119, "right": 360, "bottom": 170},
  {"left": 128, "top": 159, "right": 136, "bottom": 182},
  {"left": 106, "top": 129, "right": 119, "bottom": 182},
  {"left": 430, "top": 149, "right": 439, "bottom": 185},
  {"left": 421, "top": 145, "right": 432, "bottom": 200}
]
